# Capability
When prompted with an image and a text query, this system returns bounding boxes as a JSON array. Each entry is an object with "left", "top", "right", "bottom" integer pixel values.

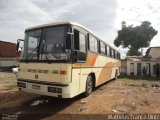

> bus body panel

[
  {"left": 70, "top": 69, "right": 80, "bottom": 97},
  {"left": 18, "top": 63, "right": 72, "bottom": 83},
  {"left": 19, "top": 83, "right": 72, "bottom": 98},
  {"left": 72, "top": 52, "right": 121, "bottom": 94}
]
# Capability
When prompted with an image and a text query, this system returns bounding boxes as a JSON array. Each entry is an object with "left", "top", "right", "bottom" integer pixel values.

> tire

[{"left": 84, "top": 75, "right": 93, "bottom": 97}]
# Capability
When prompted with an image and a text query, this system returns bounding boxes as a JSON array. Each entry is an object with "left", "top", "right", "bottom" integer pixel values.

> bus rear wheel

[{"left": 84, "top": 75, "right": 93, "bottom": 97}]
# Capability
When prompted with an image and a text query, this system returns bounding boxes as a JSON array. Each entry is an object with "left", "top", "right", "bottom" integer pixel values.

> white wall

[
  {"left": 0, "top": 57, "right": 19, "bottom": 67},
  {"left": 127, "top": 60, "right": 160, "bottom": 77}
]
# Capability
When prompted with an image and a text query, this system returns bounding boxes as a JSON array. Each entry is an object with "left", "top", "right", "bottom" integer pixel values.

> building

[
  {"left": 120, "top": 59, "right": 127, "bottom": 75},
  {"left": 121, "top": 47, "right": 160, "bottom": 77},
  {"left": 0, "top": 40, "right": 20, "bottom": 70}
]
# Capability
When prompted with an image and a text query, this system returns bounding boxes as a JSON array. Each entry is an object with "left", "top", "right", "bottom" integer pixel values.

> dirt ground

[{"left": 0, "top": 72, "right": 160, "bottom": 120}]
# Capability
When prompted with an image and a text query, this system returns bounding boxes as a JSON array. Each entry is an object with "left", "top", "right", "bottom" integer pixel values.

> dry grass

[{"left": 0, "top": 72, "right": 17, "bottom": 92}]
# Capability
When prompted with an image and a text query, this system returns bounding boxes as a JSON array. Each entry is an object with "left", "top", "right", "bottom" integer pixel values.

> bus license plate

[{"left": 32, "top": 84, "right": 41, "bottom": 90}]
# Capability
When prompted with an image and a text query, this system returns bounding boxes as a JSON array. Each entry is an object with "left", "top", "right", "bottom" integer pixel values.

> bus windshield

[{"left": 20, "top": 26, "right": 71, "bottom": 61}]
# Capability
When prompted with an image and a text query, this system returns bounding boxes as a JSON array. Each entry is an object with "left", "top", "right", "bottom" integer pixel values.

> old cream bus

[{"left": 16, "top": 22, "right": 121, "bottom": 98}]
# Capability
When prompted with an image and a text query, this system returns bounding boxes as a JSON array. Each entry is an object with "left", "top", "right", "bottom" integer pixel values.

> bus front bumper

[{"left": 17, "top": 79, "right": 72, "bottom": 98}]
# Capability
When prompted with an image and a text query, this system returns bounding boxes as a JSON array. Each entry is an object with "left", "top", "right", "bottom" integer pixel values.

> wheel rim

[{"left": 87, "top": 78, "right": 93, "bottom": 93}]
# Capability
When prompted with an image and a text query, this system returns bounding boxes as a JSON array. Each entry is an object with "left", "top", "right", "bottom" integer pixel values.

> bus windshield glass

[{"left": 20, "top": 26, "right": 71, "bottom": 61}]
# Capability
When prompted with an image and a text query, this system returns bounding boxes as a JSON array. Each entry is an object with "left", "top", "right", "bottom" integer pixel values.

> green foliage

[
  {"left": 114, "top": 21, "right": 158, "bottom": 56},
  {"left": 127, "top": 48, "right": 142, "bottom": 56}
]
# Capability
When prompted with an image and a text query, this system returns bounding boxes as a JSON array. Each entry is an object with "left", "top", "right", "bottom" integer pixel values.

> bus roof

[
  {"left": 25, "top": 21, "right": 119, "bottom": 52},
  {"left": 26, "top": 21, "right": 86, "bottom": 30}
]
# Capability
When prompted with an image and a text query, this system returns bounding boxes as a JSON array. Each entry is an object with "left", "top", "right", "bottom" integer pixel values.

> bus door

[{"left": 73, "top": 29, "right": 87, "bottom": 94}]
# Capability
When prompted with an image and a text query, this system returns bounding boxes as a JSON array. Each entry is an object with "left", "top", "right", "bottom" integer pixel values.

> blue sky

[{"left": 0, "top": 0, "right": 159, "bottom": 57}]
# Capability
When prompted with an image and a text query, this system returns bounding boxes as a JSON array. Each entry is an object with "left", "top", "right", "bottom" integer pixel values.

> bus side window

[
  {"left": 113, "top": 50, "right": 116, "bottom": 58},
  {"left": 107, "top": 45, "right": 110, "bottom": 56},
  {"left": 74, "top": 29, "right": 86, "bottom": 52},
  {"left": 73, "top": 29, "right": 87, "bottom": 62},
  {"left": 109, "top": 47, "right": 112, "bottom": 57},
  {"left": 89, "top": 35, "right": 98, "bottom": 53},
  {"left": 119, "top": 53, "right": 121, "bottom": 60},
  {"left": 115, "top": 51, "right": 117, "bottom": 59},
  {"left": 87, "top": 34, "right": 89, "bottom": 51},
  {"left": 100, "top": 41, "right": 105, "bottom": 55},
  {"left": 112, "top": 50, "right": 114, "bottom": 58},
  {"left": 116, "top": 52, "right": 118, "bottom": 59},
  {"left": 74, "top": 29, "right": 79, "bottom": 50},
  {"left": 79, "top": 33, "right": 86, "bottom": 52}
]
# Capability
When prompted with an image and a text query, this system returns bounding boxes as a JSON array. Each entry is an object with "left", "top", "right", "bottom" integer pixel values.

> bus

[{"left": 16, "top": 21, "right": 121, "bottom": 98}]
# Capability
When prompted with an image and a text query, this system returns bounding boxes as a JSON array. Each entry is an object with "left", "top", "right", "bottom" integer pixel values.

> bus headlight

[
  {"left": 56, "top": 88, "right": 62, "bottom": 93},
  {"left": 48, "top": 87, "right": 62, "bottom": 93},
  {"left": 17, "top": 82, "right": 26, "bottom": 88}
]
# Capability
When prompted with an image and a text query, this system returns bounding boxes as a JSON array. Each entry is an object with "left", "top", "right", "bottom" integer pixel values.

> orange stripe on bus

[
  {"left": 90, "top": 54, "right": 98, "bottom": 66},
  {"left": 73, "top": 53, "right": 98, "bottom": 67},
  {"left": 96, "top": 62, "right": 114, "bottom": 86}
]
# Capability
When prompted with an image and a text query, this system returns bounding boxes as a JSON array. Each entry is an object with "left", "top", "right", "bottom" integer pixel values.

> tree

[{"left": 114, "top": 21, "right": 158, "bottom": 56}]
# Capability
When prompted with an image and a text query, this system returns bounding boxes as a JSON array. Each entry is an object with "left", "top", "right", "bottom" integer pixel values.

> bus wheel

[{"left": 84, "top": 75, "right": 93, "bottom": 97}]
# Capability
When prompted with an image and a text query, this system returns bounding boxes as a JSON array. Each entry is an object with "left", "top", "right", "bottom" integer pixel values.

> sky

[{"left": 0, "top": 0, "right": 160, "bottom": 57}]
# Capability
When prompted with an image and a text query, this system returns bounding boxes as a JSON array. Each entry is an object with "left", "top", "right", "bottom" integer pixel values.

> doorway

[
  {"left": 130, "top": 63, "right": 134, "bottom": 75},
  {"left": 156, "top": 63, "right": 160, "bottom": 77},
  {"left": 137, "top": 63, "right": 141, "bottom": 76},
  {"left": 146, "top": 63, "right": 151, "bottom": 76}
]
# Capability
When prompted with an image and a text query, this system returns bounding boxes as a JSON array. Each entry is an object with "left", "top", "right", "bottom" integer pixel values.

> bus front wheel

[{"left": 84, "top": 75, "right": 93, "bottom": 97}]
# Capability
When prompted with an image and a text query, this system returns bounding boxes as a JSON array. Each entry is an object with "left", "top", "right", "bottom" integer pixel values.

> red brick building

[
  {"left": 0, "top": 41, "right": 20, "bottom": 57},
  {"left": 0, "top": 41, "right": 20, "bottom": 69}
]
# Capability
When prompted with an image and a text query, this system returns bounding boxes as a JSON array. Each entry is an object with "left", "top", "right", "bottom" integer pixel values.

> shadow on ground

[
  {"left": 0, "top": 94, "right": 85, "bottom": 120},
  {"left": 0, "top": 79, "right": 117, "bottom": 120}
]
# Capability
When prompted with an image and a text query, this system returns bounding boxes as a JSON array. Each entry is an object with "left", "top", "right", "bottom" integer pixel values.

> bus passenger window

[
  {"left": 74, "top": 30, "right": 79, "bottom": 50},
  {"left": 89, "top": 35, "right": 98, "bottom": 52},
  {"left": 100, "top": 41, "right": 105, "bottom": 54},
  {"left": 74, "top": 29, "right": 86, "bottom": 53},
  {"left": 79, "top": 33, "right": 86, "bottom": 52},
  {"left": 109, "top": 47, "right": 112, "bottom": 57},
  {"left": 107, "top": 46, "right": 110, "bottom": 56},
  {"left": 115, "top": 51, "right": 117, "bottom": 59},
  {"left": 119, "top": 53, "right": 121, "bottom": 59},
  {"left": 113, "top": 50, "right": 115, "bottom": 58},
  {"left": 116, "top": 52, "right": 119, "bottom": 59}
]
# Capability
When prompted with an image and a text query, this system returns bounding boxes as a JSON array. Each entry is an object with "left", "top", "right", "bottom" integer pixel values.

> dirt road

[{"left": 0, "top": 78, "right": 160, "bottom": 120}]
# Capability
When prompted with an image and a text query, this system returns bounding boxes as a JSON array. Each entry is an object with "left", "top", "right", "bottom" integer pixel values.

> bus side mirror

[
  {"left": 66, "top": 32, "right": 73, "bottom": 49},
  {"left": 16, "top": 39, "right": 24, "bottom": 53},
  {"left": 16, "top": 41, "right": 20, "bottom": 53}
]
